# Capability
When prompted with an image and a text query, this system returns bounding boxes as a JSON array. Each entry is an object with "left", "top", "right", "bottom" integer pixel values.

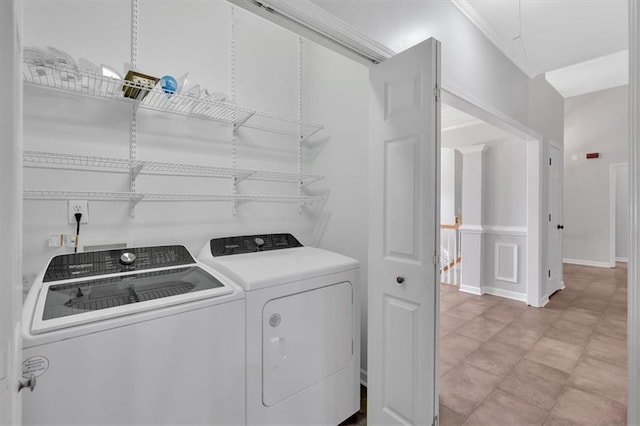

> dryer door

[{"left": 262, "top": 281, "right": 353, "bottom": 407}]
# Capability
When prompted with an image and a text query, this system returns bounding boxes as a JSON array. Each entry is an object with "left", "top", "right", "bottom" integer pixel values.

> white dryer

[
  {"left": 198, "top": 233, "right": 360, "bottom": 426},
  {"left": 22, "top": 245, "right": 246, "bottom": 426}
]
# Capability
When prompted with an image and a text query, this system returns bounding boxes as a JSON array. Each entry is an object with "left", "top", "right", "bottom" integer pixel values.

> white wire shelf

[
  {"left": 23, "top": 151, "right": 324, "bottom": 187},
  {"left": 23, "top": 190, "right": 324, "bottom": 205},
  {"left": 23, "top": 61, "right": 324, "bottom": 140}
]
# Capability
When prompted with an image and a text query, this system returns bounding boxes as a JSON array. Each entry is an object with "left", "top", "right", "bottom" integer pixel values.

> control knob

[
  {"left": 254, "top": 237, "right": 265, "bottom": 251},
  {"left": 120, "top": 252, "right": 136, "bottom": 265}
]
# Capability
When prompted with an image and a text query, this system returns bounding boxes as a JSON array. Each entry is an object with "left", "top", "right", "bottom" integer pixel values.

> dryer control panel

[{"left": 209, "top": 233, "right": 303, "bottom": 256}]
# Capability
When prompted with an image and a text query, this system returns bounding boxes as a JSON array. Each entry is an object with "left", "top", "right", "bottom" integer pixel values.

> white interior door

[
  {"left": 547, "top": 144, "right": 563, "bottom": 298},
  {"left": 368, "top": 38, "right": 440, "bottom": 426},
  {"left": 0, "top": 0, "right": 24, "bottom": 424}
]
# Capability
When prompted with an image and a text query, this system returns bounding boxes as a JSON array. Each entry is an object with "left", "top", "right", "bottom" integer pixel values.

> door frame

[
  {"left": 546, "top": 141, "right": 564, "bottom": 300},
  {"left": 610, "top": 163, "right": 629, "bottom": 267},
  {"left": 440, "top": 82, "right": 546, "bottom": 307},
  {"left": 0, "top": 0, "right": 23, "bottom": 424}
]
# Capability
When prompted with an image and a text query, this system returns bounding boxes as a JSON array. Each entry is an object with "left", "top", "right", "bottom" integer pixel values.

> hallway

[{"left": 439, "top": 263, "right": 628, "bottom": 425}]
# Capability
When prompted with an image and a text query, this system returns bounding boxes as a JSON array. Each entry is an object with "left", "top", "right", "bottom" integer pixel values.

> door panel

[
  {"left": 382, "top": 296, "right": 418, "bottom": 423},
  {"left": 368, "top": 38, "right": 440, "bottom": 426},
  {"left": 385, "top": 137, "right": 420, "bottom": 261}
]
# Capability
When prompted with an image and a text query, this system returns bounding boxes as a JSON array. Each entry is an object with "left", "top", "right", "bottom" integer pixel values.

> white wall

[
  {"left": 302, "top": 40, "right": 370, "bottom": 375},
  {"left": 563, "top": 85, "right": 629, "bottom": 265},
  {"left": 484, "top": 141, "right": 527, "bottom": 227},
  {"left": 21, "top": 0, "right": 370, "bottom": 376},
  {"left": 441, "top": 147, "right": 461, "bottom": 224},
  {"left": 310, "top": 0, "right": 564, "bottom": 143}
]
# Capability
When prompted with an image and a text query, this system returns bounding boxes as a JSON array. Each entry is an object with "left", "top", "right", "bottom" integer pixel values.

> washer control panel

[
  {"left": 44, "top": 245, "right": 195, "bottom": 282},
  {"left": 209, "top": 233, "right": 303, "bottom": 256}
]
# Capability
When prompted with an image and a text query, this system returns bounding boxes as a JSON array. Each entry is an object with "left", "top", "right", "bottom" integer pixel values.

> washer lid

[
  {"left": 30, "top": 246, "right": 236, "bottom": 334},
  {"left": 201, "top": 246, "right": 360, "bottom": 291}
]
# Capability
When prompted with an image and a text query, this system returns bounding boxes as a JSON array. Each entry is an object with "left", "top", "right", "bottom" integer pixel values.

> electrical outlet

[{"left": 68, "top": 200, "right": 89, "bottom": 224}]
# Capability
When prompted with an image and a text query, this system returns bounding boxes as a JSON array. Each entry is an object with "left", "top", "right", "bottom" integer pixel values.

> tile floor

[{"left": 341, "top": 262, "right": 628, "bottom": 426}]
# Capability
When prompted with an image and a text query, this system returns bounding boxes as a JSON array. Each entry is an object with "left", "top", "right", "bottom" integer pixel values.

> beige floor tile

[
  {"left": 594, "top": 316, "right": 627, "bottom": 341},
  {"left": 544, "top": 317, "right": 594, "bottom": 347},
  {"left": 440, "top": 358, "right": 457, "bottom": 378},
  {"left": 492, "top": 323, "right": 544, "bottom": 351},
  {"left": 541, "top": 298, "right": 572, "bottom": 313},
  {"left": 584, "top": 281, "right": 617, "bottom": 298},
  {"left": 441, "top": 301, "right": 457, "bottom": 313},
  {"left": 439, "top": 364, "right": 502, "bottom": 417},
  {"left": 440, "top": 332, "right": 483, "bottom": 365},
  {"left": 469, "top": 294, "right": 502, "bottom": 307},
  {"left": 497, "top": 298, "right": 528, "bottom": 310},
  {"left": 481, "top": 303, "right": 523, "bottom": 324},
  {"left": 525, "top": 337, "right": 583, "bottom": 373},
  {"left": 513, "top": 309, "right": 560, "bottom": 333},
  {"left": 439, "top": 404, "right": 466, "bottom": 426},
  {"left": 455, "top": 317, "right": 507, "bottom": 342},
  {"left": 440, "top": 313, "right": 470, "bottom": 337},
  {"left": 583, "top": 333, "right": 627, "bottom": 368},
  {"left": 463, "top": 340, "right": 525, "bottom": 377},
  {"left": 462, "top": 389, "right": 547, "bottom": 426},
  {"left": 441, "top": 291, "right": 474, "bottom": 306},
  {"left": 560, "top": 307, "right": 602, "bottom": 327},
  {"left": 498, "top": 359, "right": 569, "bottom": 410},
  {"left": 568, "top": 356, "right": 627, "bottom": 405},
  {"left": 571, "top": 297, "right": 608, "bottom": 313},
  {"left": 603, "top": 304, "right": 627, "bottom": 321},
  {"left": 548, "top": 387, "right": 626, "bottom": 426},
  {"left": 447, "top": 301, "right": 491, "bottom": 321}
]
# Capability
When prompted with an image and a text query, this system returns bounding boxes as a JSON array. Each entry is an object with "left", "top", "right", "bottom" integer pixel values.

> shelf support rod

[
  {"left": 233, "top": 112, "right": 255, "bottom": 133},
  {"left": 129, "top": 0, "right": 139, "bottom": 218}
]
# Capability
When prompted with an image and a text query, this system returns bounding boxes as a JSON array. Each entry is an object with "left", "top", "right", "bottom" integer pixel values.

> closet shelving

[
  {"left": 22, "top": 60, "right": 325, "bottom": 212},
  {"left": 23, "top": 151, "right": 324, "bottom": 187},
  {"left": 23, "top": 62, "right": 324, "bottom": 140}
]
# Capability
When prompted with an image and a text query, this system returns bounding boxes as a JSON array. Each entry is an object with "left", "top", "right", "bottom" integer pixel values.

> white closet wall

[{"left": 20, "top": 0, "right": 369, "bottom": 310}]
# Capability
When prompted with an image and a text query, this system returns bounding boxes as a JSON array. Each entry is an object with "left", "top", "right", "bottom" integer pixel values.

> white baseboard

[
  {"left": 563, "top": 258, "right": 612, "bottom": 268},
  {"left": 360, "top": 368, "right": 367, "bottom": 387},
  {"left": 482, "top": 286, "right": 527, "bottom": 302},
  {"left": 616, "top": 257, "right": 629, "bottom": 263},
  {"left": 459, "top": 284, "right": 482, "bottom": 295}
]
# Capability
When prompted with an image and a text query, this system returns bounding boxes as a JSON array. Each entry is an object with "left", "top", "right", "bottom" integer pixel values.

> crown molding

[
  {"left": 228, "top": 0, "right": 395, "bottom": 65},
  {"left": 450, "top": 0, "right": 537, "bottom": 78}
]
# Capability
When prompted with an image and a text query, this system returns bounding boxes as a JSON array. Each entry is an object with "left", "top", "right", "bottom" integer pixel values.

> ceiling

[
  {"left": 307, "top": 0, "right": 629, "bottom": 97},
  {"left": 462, "top": 0, "right": 628, "bottom": 97}
]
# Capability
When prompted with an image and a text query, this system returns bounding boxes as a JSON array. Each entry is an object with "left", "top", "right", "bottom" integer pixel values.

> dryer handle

[{"left": 268, "top": 337, "right": 287, "bottom": 370}]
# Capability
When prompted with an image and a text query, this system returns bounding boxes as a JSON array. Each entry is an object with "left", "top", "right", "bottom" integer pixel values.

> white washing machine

[
  {"left": 22, "top": 245, "right": 246, "bottom": 426},
  {"left": 198, "top": 233, "right": 360, "bottom": 426}
]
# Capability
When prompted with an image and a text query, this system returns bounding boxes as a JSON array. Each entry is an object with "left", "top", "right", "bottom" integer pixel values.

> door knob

[
  {"left": 396, "top": 276, "right": 405, "bottom": 284},
  {"left": 18, "top": 374, "right": 36, "bottom": 393},
  {"left": 557, "top": 225, "right": 564, "bottom": 230}
]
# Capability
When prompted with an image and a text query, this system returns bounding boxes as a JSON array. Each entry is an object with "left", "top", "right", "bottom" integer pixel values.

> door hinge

[
  {"left": 433, "top": 252, "right": 439, "bottom": 266},
  {"left": 433, "top": 83, "right": 441, "bottom": 102},
  {"left": 352, "top": 340, "right": 354, "bottom": 355},
  {"left": 549, "top": 158, "right": 552, "bottom": 166},
  {"left": 549, "top": 214, "right": 551, "bottom": 222},
  {"left": 433, "top": 414, "right": 439, "bottom": 426},
  {"left": 548, "top": 270, "right": 551, "bottom": 278}
]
